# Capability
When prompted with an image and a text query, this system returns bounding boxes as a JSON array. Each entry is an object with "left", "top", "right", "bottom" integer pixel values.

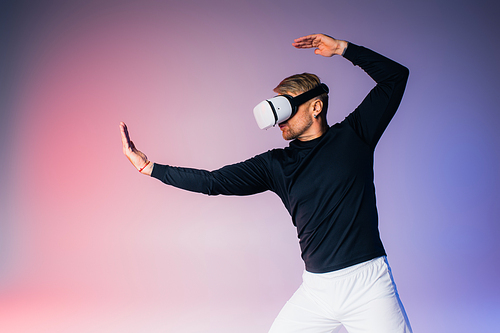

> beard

[{"left": 281, "top": 114, "right": 313, "bottom": 141}]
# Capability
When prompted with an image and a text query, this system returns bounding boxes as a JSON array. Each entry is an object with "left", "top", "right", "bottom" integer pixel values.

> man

[{"left": 120, "top": 33, "right": 412, "bottom": 332}]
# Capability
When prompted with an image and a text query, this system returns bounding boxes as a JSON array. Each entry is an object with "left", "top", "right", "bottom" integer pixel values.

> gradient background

[{"left": 1, "top": 0, "right": 499, "bottom": 332}]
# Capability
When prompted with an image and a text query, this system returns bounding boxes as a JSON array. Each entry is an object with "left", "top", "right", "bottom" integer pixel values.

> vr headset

[{"left": 253, "top": 83, "right": 329, "bottom": 130}]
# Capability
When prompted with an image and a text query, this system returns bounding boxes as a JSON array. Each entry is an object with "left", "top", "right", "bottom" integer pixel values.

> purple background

[{"left": 1, "top": 0, "right": 499, "bottom": 332}]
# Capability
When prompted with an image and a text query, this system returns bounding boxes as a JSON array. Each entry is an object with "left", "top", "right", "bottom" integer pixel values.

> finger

[
  {"left": 293, "top": 34, "right": 318, "bottom": 43},
  {"left": 293, "top": 38, "right": 314, "bottom": 48},
  {"left": 293, "top": 41, "right": 314, "bottom": 49},
  {"left": 121, "top": 122, "right": 130, "bottom": 141},
  {"left": 293, "top": 34, "right": 320, "bottom": 49},
  {"left": 120, "top": 122, "right": 131, "bottom": 149}
]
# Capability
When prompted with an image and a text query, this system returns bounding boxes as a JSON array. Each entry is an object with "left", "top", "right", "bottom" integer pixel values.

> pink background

[{"left": 1, "top": 0, "right": 499, "bottom": 332}]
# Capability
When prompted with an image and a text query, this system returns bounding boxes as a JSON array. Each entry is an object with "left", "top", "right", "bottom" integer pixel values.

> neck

[{"left": 297, "top": 118, "right": 329, "bottom": 141}]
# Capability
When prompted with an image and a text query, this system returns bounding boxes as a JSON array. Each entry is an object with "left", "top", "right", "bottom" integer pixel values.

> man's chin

[{"left": 282, "top": 131, "right": 296, "bottom": 141}]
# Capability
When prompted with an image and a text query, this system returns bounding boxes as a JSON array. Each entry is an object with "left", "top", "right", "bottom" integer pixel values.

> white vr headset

[{"left": 253, "top": 83, "right": 329, "bottom": 130}]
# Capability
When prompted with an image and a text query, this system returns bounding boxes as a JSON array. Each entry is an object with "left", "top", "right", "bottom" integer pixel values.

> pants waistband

[{"left": 304, "top": 256, "right": 386, "bottom": 280}]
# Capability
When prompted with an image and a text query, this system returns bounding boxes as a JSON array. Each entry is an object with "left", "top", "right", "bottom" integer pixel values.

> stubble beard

[{"left": 282, "top": 114, "right": 313, "bottom": 141}]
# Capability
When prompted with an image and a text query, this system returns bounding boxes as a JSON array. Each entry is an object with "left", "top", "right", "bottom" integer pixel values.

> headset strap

[{"left": 290, "top": 83, "right": 329, "bottom": 108}]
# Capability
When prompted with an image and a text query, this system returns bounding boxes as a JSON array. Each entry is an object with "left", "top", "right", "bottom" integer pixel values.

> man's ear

[{"left": 312, "top": 99, "right": 323, "bottom": 112}]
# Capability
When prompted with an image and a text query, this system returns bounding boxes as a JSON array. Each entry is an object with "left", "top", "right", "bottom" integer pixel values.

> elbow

[
  {"left": 400, "top": 65, "right": 410, "bottom": 82},
  {"left": 394, "top": 65, "right": 409, "bottom": 90}
]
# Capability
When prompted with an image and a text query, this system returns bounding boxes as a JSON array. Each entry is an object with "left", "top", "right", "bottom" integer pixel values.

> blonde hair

[{"left": 273, "top": 73, "right": 329, "bottom": 115}]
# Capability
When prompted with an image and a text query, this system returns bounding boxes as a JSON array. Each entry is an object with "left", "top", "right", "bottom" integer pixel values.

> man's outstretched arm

[
  {"left": 119, "top": 121, "right": 272, "bottom": 195},
  {"left": 120, "top": 122, "right": 154, "bottom": 176}
]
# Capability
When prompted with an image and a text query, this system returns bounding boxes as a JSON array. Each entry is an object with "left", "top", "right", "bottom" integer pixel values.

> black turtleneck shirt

[{"left": 151, "top": 43, "right": 409, "bottom": 273}]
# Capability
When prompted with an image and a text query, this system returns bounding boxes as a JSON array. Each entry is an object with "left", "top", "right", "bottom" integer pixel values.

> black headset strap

[{"left": 290, "top": 83, "right": 329, "bottom": 109}]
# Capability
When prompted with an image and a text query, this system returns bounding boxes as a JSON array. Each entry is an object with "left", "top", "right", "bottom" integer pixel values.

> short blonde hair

[{"left": 273, "top": 73, "right": 329, "bottom": 115}]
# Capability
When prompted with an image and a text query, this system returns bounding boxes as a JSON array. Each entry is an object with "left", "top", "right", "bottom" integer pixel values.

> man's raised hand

[
  {"left": 292, "top": 34, "right": 348, "bottom": 57},
  {"left": 120, "top": 122, "right": 153, "bottom": 175}
]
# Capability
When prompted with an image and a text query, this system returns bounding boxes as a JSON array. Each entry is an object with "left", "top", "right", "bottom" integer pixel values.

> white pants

[{"left": 269, "top": 257, "right": 412, "bottom": 333}]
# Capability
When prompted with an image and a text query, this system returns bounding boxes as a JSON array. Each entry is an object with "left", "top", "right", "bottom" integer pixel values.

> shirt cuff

[
  {"left": 151, "top": 163, "right": 168, "bottom": 179},
  {"left": 342, "top": 42, "right": 349, "bottom": 56}
]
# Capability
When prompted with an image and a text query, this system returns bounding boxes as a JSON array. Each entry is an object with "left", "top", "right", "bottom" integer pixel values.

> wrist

[
  {"left": 336, "top": 40, "right": 348, "bottom": 56},
  {"left": 139, "top": 161, "right": 154, "bottom": 176}
]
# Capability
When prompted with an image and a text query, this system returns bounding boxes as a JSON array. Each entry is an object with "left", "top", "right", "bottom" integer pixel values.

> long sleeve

[
  {"left": 343, "top": 43, "right": 409, "bottom": 149},
  {"left": 150, "top": 153, "right": 274, "bottom": 196}
]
